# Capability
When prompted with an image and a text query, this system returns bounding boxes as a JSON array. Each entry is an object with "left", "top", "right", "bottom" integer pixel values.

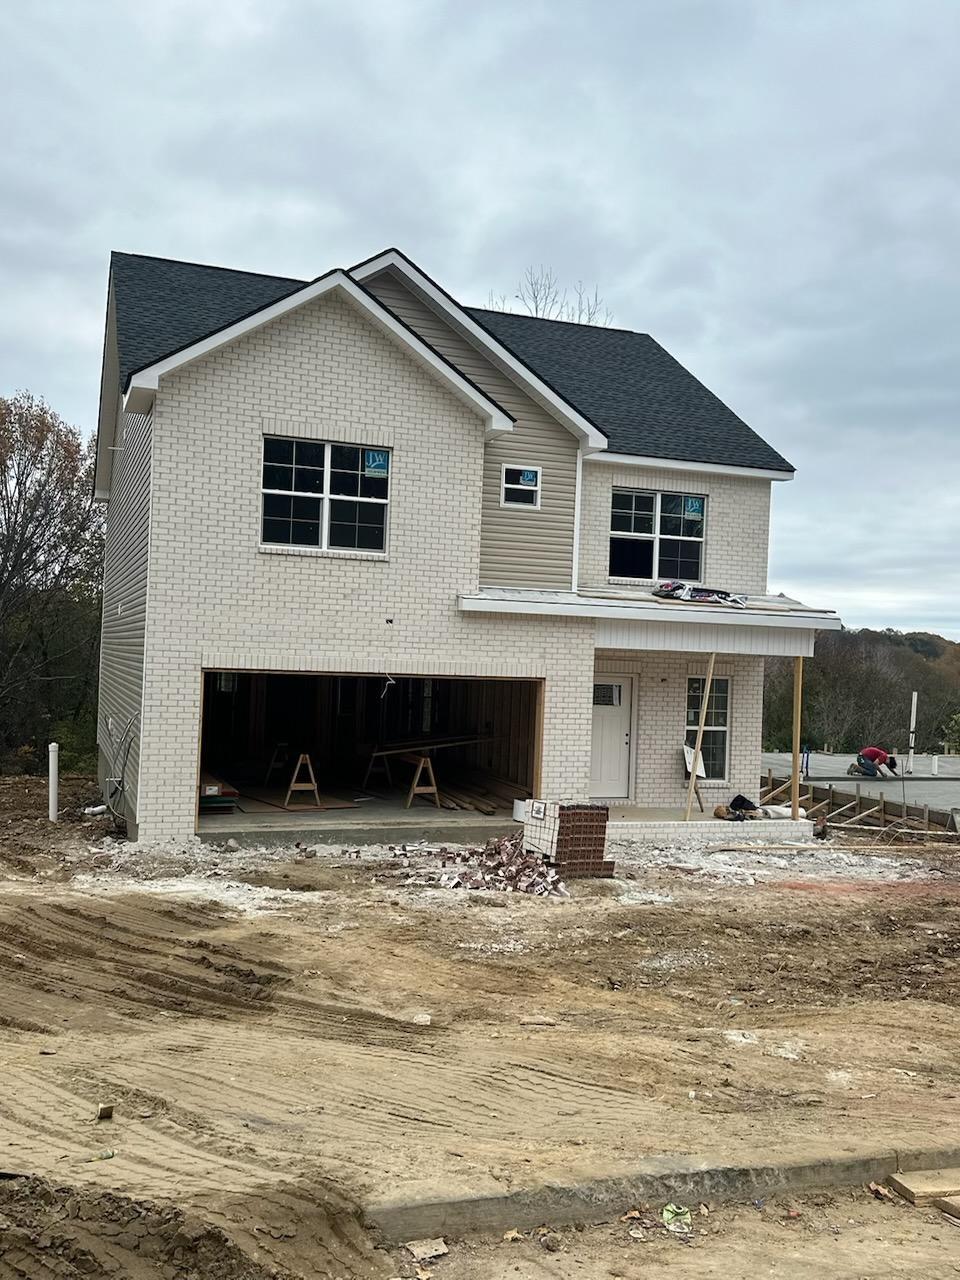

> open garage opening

[{"left": 196, "top": 671, "right": 542, "bottom": 836}]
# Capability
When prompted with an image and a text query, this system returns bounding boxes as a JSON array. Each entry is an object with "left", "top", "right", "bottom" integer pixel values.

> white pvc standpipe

[
  {"left": 907, "top": 690, "right": 918, "bottom": 775},
  {"left": 932, "top": 755, "right": 939, "bottom": 776},
  {"left": 48, "top": 742, "right": 59, "bottom": 822}
]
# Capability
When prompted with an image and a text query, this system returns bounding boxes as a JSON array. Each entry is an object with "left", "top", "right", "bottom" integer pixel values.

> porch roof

[{"left": 459, "top": 586, "right": 840, "bottom": 657}]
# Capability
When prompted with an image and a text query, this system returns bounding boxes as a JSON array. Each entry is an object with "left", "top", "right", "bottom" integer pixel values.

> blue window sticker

[
  {"left": 684, "top": 496, "right": 704, "bottom": 519},
  {"left": 520, "top": 469, "right": 539, "bottom": 487},
  {"left": 364, "top": 449, "right": 390, "bottom": 478}
]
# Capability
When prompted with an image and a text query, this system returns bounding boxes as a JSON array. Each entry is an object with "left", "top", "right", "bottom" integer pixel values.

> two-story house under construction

[{"left": 95, "top": 248, "right": 839, "bottom": 842}]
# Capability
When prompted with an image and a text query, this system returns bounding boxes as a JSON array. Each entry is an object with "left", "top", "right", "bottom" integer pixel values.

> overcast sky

[{"left": 1, "top": 1, "right": 955, "bottom": 634}]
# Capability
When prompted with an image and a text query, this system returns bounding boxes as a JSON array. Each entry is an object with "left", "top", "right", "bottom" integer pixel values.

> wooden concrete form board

[
  {"left": 887, "top": 1169, "right": 960, "bottom": 1205},
  {"left": 764, "top": 775, "right": 952, "bottom": 830}
]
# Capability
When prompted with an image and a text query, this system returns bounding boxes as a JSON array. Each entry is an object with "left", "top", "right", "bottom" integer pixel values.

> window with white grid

[
  {"left": 609, "top": 489, "right": 706, "bottom": 581},
  {"left": 261, "top": 438, "right": 390, "bottom": 553}
]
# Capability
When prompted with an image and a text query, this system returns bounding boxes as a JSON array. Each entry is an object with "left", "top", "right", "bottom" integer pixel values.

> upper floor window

[
  {"left": 609, "top": 488, "right": 705, "bottom": 581},
  {"left": 261, "top": 437, "right": 390, "bottom": 553},
  {"left": 501, "top": 464, "right": 542, "bottom": 509}
]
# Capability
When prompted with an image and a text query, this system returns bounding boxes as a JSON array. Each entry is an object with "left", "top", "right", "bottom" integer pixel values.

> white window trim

[
  {"left": 609, "top": 488, "right": 707, "bottom": 583},
  {"left": 261, "top": 438, "right": 391, "bottom": 554},
  {"left": 685, "top": 675, "right": 730, "bottom": 783},
  {"left": 500, "top": 463, "right": 542, "bottom": 511}
]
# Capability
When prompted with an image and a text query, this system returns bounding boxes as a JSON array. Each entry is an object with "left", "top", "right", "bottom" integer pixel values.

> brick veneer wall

[
  {"left": 595, "top": 650, "right": 765, "bottom": 808},
  {"left": 579, "top": 460, "right": 772, "bottom": 596},
  {"left": 135, "top": 291, "right": 596, "bottom": 840}
]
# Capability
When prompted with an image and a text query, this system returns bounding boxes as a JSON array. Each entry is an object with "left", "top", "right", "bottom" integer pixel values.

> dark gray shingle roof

[
  {"left": 111, "top": 252, "right": 303, "bottom": 389},
  {"left": 467, "top": 308, "right": 793, "bottom": 472},
  {"left": 109, "top": 252, "right": 793, "bottom": 473}
]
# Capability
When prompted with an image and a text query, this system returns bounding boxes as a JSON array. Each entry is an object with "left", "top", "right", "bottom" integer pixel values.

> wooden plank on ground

[{"left": 887, "top": 1169, "right": 960, "bottom": 1205}]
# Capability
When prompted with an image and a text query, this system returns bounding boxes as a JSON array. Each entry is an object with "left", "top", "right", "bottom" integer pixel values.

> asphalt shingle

[
  {"left": 108, "top": 252, "right": 793, "bottom": 473},
  {"left": 467, "top": 307, "right": 792, "bottom": 472}
]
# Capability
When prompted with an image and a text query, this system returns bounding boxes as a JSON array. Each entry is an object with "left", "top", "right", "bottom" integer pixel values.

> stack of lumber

[
  {"left": 434, "top": 772, "right": 528, "bottom": 816},
  {"left": 887, "top": 1167, "right": 960, "bottom": 1222}
]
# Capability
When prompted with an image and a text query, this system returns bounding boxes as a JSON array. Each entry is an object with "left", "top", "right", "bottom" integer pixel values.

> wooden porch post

[
  {"left": 791, "top": 655, "right": 804, "bottom": 821},
  {"left": 685, "top": 652, "right": 716, "bottom": 822}
]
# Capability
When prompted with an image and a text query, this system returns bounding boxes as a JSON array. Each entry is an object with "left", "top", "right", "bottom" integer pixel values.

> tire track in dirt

[
  {"left": 0, "top": 1175, "right": 391, "bottom": 1279},
  {"left": 0, "top": 893, "right": 438, "bottom": 1048}
]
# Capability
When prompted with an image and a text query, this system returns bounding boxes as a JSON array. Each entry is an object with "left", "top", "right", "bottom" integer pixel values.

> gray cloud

[{"left": 1, "top": 0, "right": 958, "bottom": 634}]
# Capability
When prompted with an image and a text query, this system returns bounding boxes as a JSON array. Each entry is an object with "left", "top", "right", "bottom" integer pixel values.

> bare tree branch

[{"left": 487, "top": 266, "right": 613, "bottom": 325}]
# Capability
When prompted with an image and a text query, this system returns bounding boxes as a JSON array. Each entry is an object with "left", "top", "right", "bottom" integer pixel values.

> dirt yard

[{"left": 2, "top": 775, "right": 960, "bottom": 1277}]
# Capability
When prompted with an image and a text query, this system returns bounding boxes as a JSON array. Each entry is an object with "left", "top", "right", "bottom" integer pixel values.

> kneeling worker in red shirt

[{"left": 854, "top": 746, "right": 898, "bottom": 778}]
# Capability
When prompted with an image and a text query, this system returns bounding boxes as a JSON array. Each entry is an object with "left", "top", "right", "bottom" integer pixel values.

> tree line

[
  {"left": 764, "top": 627, "right": 960, "bottom": 755},
  {"left": 0, "top": 392, "right": 102, "bottom": 774}
]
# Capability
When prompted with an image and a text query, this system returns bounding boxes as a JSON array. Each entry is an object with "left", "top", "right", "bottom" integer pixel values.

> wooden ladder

[{"left": 284, "top": 753, "right": 322, "bottom": 809}]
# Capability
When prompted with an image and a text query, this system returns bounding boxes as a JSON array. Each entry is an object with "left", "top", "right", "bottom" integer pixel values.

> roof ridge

[
  {"left": 110, "top": 249, "right": 306, "bottom": 285},
  {"left": 466, "top": 305, "right": 649, "bottom": 338}
]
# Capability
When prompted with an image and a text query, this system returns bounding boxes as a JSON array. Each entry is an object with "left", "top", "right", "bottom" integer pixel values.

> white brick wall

[
  {"left": 579, "top": 460, "right": 771, "bottom": 596},
  {"left": 136, "top": 291, "right": 597, "bottom": 839},
  {"left": 595, "top": 650, "right": 765, "bottom": 808}
]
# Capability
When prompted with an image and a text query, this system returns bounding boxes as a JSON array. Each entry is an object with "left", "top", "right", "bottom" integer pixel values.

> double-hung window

[
  {"left": 501, "top": 465, "right": 542, "bottom": 508},
  {"left": 261, "top": 437, "right": 390, "bottom": 553},
  {"left": 685, "top": 676, "right": 729, "bottom": 779},
  {"left": 609, "top": 489, "right": 706, "bottom": 581}
]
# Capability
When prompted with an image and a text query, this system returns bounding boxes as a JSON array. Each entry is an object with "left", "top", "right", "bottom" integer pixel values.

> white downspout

[{"left": 571, "top": 447, "right": 583, "bottom": 591}]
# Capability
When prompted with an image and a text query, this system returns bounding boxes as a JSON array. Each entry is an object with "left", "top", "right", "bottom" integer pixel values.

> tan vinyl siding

[
  {"left": 98, "top": 409, "right": 152, "bottom": 822},
  {"left": 364, "top": 269, "right": 578, "bottom": 589}
]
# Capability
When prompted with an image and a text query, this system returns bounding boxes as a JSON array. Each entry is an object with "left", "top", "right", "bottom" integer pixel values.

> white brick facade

[
  {"left": 136, "top": 292, "right": 597, "bottom": 839},
  {"left": 579, "top": 459, "right": 771, "bottom": 595},
  {"left": 95, "top": 279, "right": 810, "bottom": 842},
  {"left": 595, "top": 650, "right": 766, "bottom": 807}
]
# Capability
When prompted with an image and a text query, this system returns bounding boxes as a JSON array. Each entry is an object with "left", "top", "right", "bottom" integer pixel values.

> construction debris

[
  {"left": 404, "top": 1238, "right": 449, "bottom": 1262},
  {"left": 887, "top": 1168, "right": 960, "bottom": 1205},
  {"left": 403, "top": 830, "right": 570, "bottom": 897}
]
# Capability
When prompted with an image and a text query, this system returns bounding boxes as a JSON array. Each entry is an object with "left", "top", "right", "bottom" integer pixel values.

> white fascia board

[
  {"left": 458, "top": 592, "right": 841, "bottom": 632},
  {"left": 589, "top": 452, "right": 794, "bottom": 482},
  {"left": 351, "top": 251, "right": 608, "bottom": 451},
  {"left": 121, "top": 272, "right": 514, "bottom": 437}
]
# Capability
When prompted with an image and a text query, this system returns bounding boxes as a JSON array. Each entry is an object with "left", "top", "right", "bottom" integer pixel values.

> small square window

[{"left": 502, "top": 465, "right": 542, "bottom": 508}]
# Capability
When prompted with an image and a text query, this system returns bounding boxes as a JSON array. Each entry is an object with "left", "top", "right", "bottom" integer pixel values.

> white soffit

[
  {"left": 588, "top": 452, "right": 794, "bottom": 482},
  {"left": 121, "top": 272, "right": 514, "bottom": 438},
  {"left": 458, "top": 591, "right": 841, "bottom": 632}
]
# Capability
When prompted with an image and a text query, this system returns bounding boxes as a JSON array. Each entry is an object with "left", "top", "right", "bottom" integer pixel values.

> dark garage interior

[{"left": 197, "top": 671, "right": 541, "bottom": 822}]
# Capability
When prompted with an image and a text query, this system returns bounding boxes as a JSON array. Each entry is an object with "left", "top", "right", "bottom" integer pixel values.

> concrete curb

[{"left": 363, "top": 1142, "right": 960, "bottom": 1242}]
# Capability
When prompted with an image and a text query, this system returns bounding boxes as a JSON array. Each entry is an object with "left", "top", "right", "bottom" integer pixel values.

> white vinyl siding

[{"left": 364, "top": 268, "right": 578, "bottom": 589}]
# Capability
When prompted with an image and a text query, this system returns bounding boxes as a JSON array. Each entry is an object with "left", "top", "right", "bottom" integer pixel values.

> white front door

[{"left": 590, "top": 677, "right": 632, "bottom": 798}]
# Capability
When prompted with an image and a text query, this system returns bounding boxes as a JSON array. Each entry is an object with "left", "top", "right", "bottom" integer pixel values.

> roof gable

[
  {"left": 111, "top": 252, "right": 304, "bottom": 390},
  {"left": 102, "top": 249, "right": 794, "bottom": 477}
]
